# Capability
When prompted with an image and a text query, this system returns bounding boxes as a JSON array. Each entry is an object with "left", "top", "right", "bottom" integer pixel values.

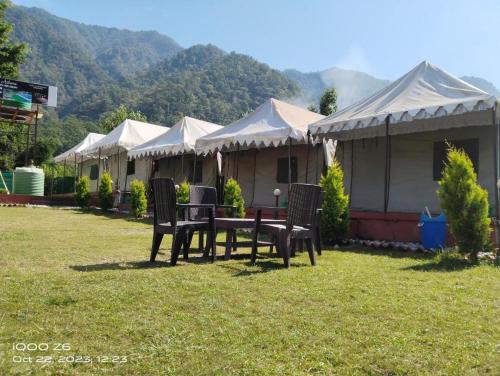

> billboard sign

[{"left": 0, "top": 78, "right": 57, "bottom": 108}]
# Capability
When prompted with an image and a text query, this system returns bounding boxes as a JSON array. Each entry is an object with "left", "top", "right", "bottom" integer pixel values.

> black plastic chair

[
  {"left": 251, "top": 183, "right": 322, "bottom": 268},
  {"left": 149, "top": 178, "right": 216, "bottom": 266}
]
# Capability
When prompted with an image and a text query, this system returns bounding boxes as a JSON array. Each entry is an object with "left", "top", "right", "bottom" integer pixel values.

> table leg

[{"left": 224, "top": 230, "right": 232, "bottom": 260}]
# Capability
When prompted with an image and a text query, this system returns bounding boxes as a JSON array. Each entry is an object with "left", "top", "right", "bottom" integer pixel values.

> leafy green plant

[
  {"left": 437, "top": 146, "right": 491, "bottom": 261},
  {"left": 320, "top": 159, "right": 349, "bottom": 245},
  {"left": 0, "top": 188, "right": 7, "bottom": 194},
  {"left": 176, "top": 181, "right": 190, "bottom": 204},
  {"left": 74, "top": 176, "right": 91, "bottom": 208},
  {"left": 224, "top": 178, "right": 245, "bottom": 218},
  {"left": 98, "top": 171, "right": 114, "bottom": 211},
  {"left": 130, "top": 179, "right": 147, "bottom": 218}
]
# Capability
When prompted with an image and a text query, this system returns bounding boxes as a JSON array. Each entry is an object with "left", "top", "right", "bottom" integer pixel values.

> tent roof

[
  {"left": 53, "top": 132, "right": 105, "bottom": 163},
  {"left": 309, "top": 61, "right": 497, "bottom": 140},
  {"left": 128, "top": 116, "right": 223, "bottom": 159},
  {"left": 83, "top": 119, "right": 168, "bottom": 156},
  {"left": 195, "top": 98, "right": 325, "bottom": 154}
]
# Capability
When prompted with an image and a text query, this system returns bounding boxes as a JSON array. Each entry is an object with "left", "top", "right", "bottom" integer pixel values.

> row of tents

[{"left": 55, "top": 61, "right": 500, "bottom": 215}]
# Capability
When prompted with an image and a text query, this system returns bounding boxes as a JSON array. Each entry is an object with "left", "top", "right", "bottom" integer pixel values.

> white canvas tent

[
  {"left": 309, "top": 61, "right": 499, "bottom": 214},
  {"left": 128, "top": 116, "right": 222, "bottom": 159},
  {"left": 196, "top": 98, "right": 325, "bottom": 206},
  {"left": 80, "top": 119, "right": 168, "bottom": 192},
  {"left": 128, "top": 116, "right": 223, "bottom": 186},
  {"left": 54, "top": 132, "right": 105, "bottom": 164}
]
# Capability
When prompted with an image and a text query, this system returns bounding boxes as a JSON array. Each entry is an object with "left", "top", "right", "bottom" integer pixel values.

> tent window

[
  {"left": 276, "top": 157, "right": 298, "bottom": 183},
  {"left": 89, "top": 164, "right": 98, "bottom": 180},
  {"left": 189, "top": 158, "right": 203, "bottom": 183},
  {"left": 127, "top": 160, "right": 135, "bottom": 176},
  {"left": 433, "top": 138, "right": 479, "bottom": 180}
]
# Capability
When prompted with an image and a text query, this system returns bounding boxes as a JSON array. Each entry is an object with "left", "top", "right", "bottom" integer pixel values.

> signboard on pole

[{"left": 0, "top": 78, "right": 57, "bottom": 108}]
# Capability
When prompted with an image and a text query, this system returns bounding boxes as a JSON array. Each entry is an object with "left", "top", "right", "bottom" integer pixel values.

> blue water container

[{"left": 419, "top": 212, "right": 447, "bottom": 250}]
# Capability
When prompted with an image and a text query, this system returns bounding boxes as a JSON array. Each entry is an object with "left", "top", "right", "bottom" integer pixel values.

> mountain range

[{"left": 5, "top": 5, "right": 500, "bottom": 155}]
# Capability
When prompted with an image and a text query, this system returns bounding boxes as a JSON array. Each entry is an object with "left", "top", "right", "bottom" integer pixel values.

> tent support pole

[
  {"left": 288, "top": 138, "right": 292, "bottom": 195},
  {"left": 63, "top": 160, "right": 66, "bottom": 193},
  {"left": 181, "top": 154, "right": 184, "bottom": 181},
  {"left": 97, "top": 147, "right": 101, "bottom": 191},
  {"left": 349, "top": 140, "right": 354, "bottom": 207},
  {"left": 250, "top": 148, "right": 257, "bottom": 206},
  {"left": 235, "top": 144, "right": 240, "bottom": 181},
  {"left": 493, "top": 103, "right": 499, "bottom": 220},
  {"left": 74, "top": 154, "right": 77, "bottom": 193},
  {"left": 383, "top": 116, "right": 391, "bottom": 214},
  {"left": 80, "top": 155, "right": 83, "bottom": 178},
  {"left": 117, "top": 147, "right": 121, "bottom": 191},
  {"left": 193, "top": 154, "right": 197, "bottom": 183},
  {"left": 305, "top": 131, "right": 311, "bottom": 183}
]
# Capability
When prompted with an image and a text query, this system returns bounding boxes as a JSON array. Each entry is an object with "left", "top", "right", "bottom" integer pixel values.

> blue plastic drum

[{"left": 419, "top": 213, "right": 447, "bottom": 250}]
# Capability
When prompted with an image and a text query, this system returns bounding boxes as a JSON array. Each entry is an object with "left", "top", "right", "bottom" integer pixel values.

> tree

[
  {"left": 176, "top": 181, "right": 190, "bottom": 204},
  {"left": 130, "top": 179, "right": 147, "bottom": 218},
  {"left": 74, "top": 176, "right": 91, "bottom": 208},
  {"left": 320, "top": 159, "right": 349, "bottom": 245},
  {"left": 98, "top": 104, "right": 147, "bottom": 133},
  {"left": 0, "top": 1, "right": 28, "bottom": 78},
  {"left": 0, "top": 0, "right": 28, "bottom": 170},
  {"left": 319, "top": 88, "right": 338, "bottom": 116},
  {"left": 437, "top": 146, "right": 491, "bottom": 261},
  {"left": 224, "top": 178, "right": 245, "bottom": 218},
  {"left": 307, "top": 104, "right": 318, "bottom": 113},
  {"left": 98, "top": 171, "right": 114, "bottom": 210}
]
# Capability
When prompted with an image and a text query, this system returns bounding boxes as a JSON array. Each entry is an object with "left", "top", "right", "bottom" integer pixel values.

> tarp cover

[
  {"left": 196, "top": 98, "right": 325, "bottom": 154},
  {"left": 128, "top": 116, "right": 222, "bottom": 159},
  {"left": 309, "top": 61, "right": 497, "bottom": 140},
  {"left": 53, "top": 132, "right": 105, "bottom": 163},
  {"left": 83, "top": 119, "right": 168, "bottom": 157}
]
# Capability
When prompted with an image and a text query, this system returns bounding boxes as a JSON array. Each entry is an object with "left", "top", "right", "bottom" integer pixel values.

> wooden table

[{"left": 215, "top": 217, "right": 285, "bottom": 260}]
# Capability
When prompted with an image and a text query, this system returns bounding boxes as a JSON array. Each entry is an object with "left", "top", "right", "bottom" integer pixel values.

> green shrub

[
  {"left": 130, "top": 179, "right": 147, "bottom": 218},
  {"left": 74, "top": 176, "right": 91, "bottom": 208},
  {"left": 320, "top": 159, "right": 349, "bottom": 245},
  {"left": 224, "top": 178, "right": 245, "bottom": 218},
  {"left": 98, "top": 171, "right": 114, "bottom": 211},
  {"left": 437, "top": 146, "right": 491, "bottom": 261},
  {"left": 176, "top": 181, "right": 190, "bottom": 204}
]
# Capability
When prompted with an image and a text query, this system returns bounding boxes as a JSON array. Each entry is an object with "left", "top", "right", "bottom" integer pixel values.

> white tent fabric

[
  {"left": 83, "top": 119, "right": 168, "bottom": 157},
  {"left": 309, "top": 61, "right": 497, "bottom": 140},
  {"left": 53, "top": 132, "right": 105, "bottom": 163},
  {"left": 195, "top": 98, "right": 325, "bottom": 154},
  {"left": 128, "top": 116, "right": 222, "bottom": 159}
]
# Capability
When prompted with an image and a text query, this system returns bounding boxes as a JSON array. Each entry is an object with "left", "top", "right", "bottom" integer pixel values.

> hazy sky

[{"left": 12, "top": 0, "right": 500, "bottom": 87}]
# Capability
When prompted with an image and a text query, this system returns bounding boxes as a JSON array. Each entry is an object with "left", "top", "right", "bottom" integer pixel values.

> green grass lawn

[{"left": 0, "top": 207, "right": 498, "bottom": 375}]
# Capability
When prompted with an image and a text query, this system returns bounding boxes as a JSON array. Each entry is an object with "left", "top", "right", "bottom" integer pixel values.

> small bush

[
  {"left": 437, "top": 146, "right": 491, "bottom": 261},
  {"left": 0, "top": 188, "right": 7, "bottom": 194},
  {"left": 130, "top": 179, "right": 147, "bottom": 218},
  {"left": 224, "top": 178, "right": 245, "bottom": 218},
  {"left": 176, "top": 181, "right": 190, "bottom": 204},
  {"left": 320, "top": 159, "right": 349, "bottom": 245},
  {"left": 98, "top": 171, "right": 114, "bottom": 211},
  {"left": 74, "top": 176, "right": 91, "bottom": 208}
]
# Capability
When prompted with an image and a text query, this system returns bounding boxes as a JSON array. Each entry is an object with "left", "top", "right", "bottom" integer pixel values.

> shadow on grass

[
  {"left": 74, "top": 208, "right": 153, "bottom": 225},
  {"left": 70, "top": 260, "right": 170, "bottom": 271},
  {"left": 332, "top": 246, "right": 430, "bottom": 260},
  {"left": 217, "top": 256, "right": 308, "bottom": 277},
  {"left": 402, "top": 257, "right": 478, "bottom": 272}
]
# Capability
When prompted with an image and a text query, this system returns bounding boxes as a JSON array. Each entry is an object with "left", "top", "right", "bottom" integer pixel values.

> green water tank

[{"left": 13, "top": 166, "right": 45, "bottom": 196}]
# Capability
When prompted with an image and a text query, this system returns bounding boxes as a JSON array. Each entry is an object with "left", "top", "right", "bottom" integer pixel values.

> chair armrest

[
  {"left": 216, "top": 204, "right": 236, "bottom": 209},
  {"left": 254, "top": 206, "right": 287, "bottom": 212},
  {"left": 177, "top": 203, "right": 215, "bottom": 209}
]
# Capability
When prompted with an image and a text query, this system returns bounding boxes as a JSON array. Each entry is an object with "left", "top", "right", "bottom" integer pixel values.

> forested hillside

[{"left": 6, "top": 6, "right": 299, "bottom": 154}]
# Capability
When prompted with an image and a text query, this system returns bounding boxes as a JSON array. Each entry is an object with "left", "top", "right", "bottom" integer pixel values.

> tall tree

[
  {"left": 98, "top": 104, "right": 147, "bottom": 133},
  {"left": 0, "top": 0, "right": 28, "bottom": 170},
  {"left": 319, "top": 88, "right": 338, "bottom": 116},
  {"left": 0, "top": 0, "right": 27, "bottom": 78}
]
